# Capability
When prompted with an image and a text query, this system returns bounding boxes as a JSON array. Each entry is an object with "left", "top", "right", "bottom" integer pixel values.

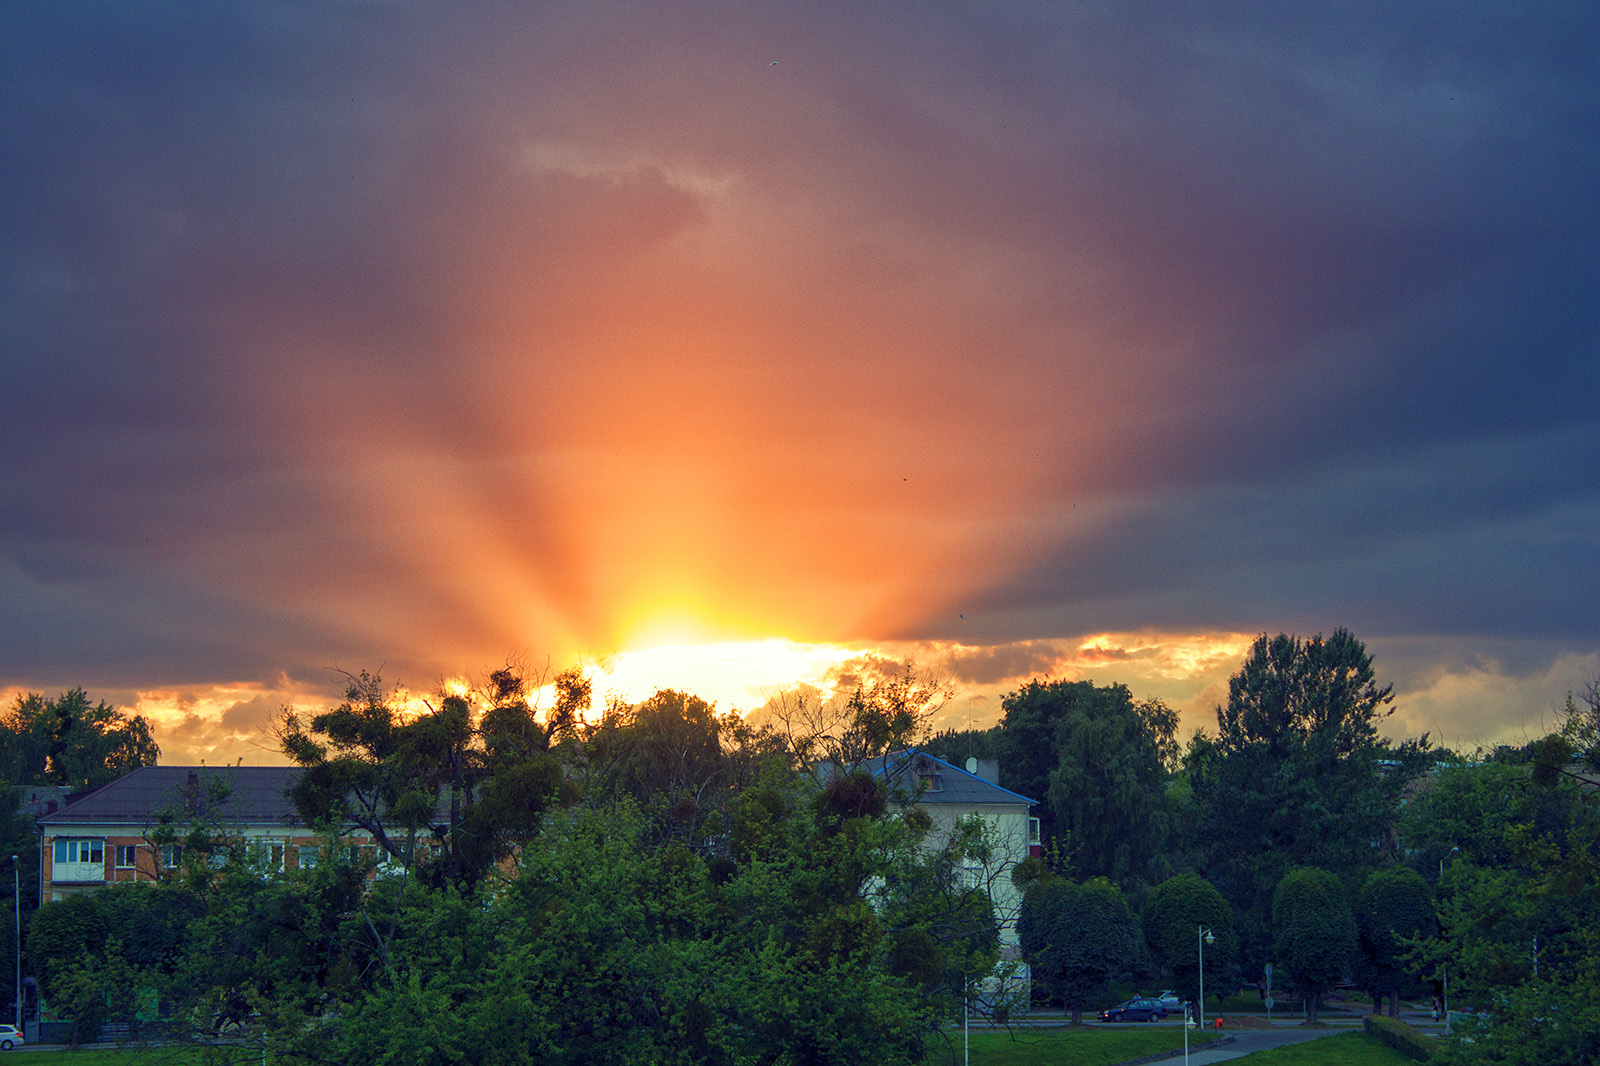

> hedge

[{"left": 1363, "top": 1014, "right": 1437, "bottom": 1061}]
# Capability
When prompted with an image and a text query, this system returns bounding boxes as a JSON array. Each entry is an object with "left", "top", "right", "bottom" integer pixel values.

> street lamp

[{"left": 1198, "top": 926, "right": 1216, "bottom": 1030}]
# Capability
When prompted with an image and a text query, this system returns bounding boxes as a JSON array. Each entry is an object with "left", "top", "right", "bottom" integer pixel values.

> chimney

[{"left": 964, "top": 757, "right": 1000, "bottom": 784}]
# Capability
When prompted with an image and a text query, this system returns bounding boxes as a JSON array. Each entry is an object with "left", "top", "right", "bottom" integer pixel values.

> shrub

[{"left": 1363, "top": 1013, "right": 1437, "bottom": 1061}]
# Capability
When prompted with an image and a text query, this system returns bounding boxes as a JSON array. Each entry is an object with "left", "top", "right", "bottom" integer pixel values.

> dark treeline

[{"left": 4, "top": 633, "right": 1599, "bottom": 1064}]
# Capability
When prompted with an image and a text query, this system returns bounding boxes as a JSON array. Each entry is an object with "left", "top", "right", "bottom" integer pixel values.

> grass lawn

[
  {"left": 925, "top": 1025, "right": 1222, "bottom": 1066},
  {"left": 1235, "top": 1032, "right": 1424, "bottom": 1065},
  {"left": 0, "top": 1048, "right": 219, "bottom": 1066}
]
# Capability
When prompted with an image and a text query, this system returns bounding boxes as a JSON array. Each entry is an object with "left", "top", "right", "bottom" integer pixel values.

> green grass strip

[{"left": 926, "top": 1025, "right": 1222, "bottom": 1066}]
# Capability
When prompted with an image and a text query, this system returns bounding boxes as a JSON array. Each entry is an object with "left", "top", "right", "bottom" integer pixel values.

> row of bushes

[{"left": 1363, "top": 1014, "right": 1437, "bottom": 1061}]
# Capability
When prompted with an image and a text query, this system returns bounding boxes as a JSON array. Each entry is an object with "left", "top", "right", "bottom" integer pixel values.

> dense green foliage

[
  {"left": 53, "top": 635, "right": 1599, "bottom": 1062},
  {"left": 1192, "top": 631, "right": 1426, "bottom": 975},
  {"left": 1140, "top": 873, "right": 1236, "bottom": 1005},
  {"left": 2, "top": 787, "right": 39, "bottom": 1007},
  {"left": 21, "top": 668, "right": 1021, "bottom": 1061},
  {"left": 278, "top": 668, "right": 573, "bottom": 891},
  {"left": 1, "top": 689, "right": 159, "bottom": 790},
  {"left": 1409, "top": 690, "right": 1600, "bottom": 1066},
  {"left": 995, "top": 680, "right": 1176, "bottom": 891},
  {"left": 1354, "top": 866, "right": 1434, "bottom": 1017},
  {"left": 1271, "top": 867, "right": 1355, "bottom": 1021},
  {"left": 1018, "top": 875, "right": 1140, "bottom": 1024}
]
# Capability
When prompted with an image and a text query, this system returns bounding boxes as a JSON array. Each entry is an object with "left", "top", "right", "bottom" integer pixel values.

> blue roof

[{"left": 865, "top": 749, "right": 1037, "bottom": 806}]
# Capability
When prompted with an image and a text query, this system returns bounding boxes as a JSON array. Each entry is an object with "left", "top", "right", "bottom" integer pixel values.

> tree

[
  {"left": 27, "top": 880, "right": 202, "bottom": 1039},
  {"left": 1410, "top": 739, "right": 1600, "bottom": 1065},
  {"left": 1019, "top": 876, "right": 1141, "bottom": 1024},
  {"left": 0, "top": 689, "right": 158, "bottom": 789},
  {"left": 277, "top": 668, "right": 566, "bottom": 891},
  {"left": 762, "top": 659, "right": 950, "bottom": 775},
  {"left": 1192, "top": 630, "right": 1426, "bottom": 972},
  {"left": 995, "top": 680, "right": 1177, "bottom": 891},
  {"left": 1141, "top": 873, "right": 1237, "bottom": 1007},
  {"left": 1353, "top": 866, "right": 1434, "bottom": 1018},
  {"left": 1, "top": 787, "right": 40, "bottom": 1012},
  {"left": 1271, "top": 867, "right": 1355, "bottom": 1023}
]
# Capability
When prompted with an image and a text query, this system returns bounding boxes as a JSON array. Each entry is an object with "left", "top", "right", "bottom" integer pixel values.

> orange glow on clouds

[{"left": 13, "top": 628, "right": 1534, "bottom": 769}]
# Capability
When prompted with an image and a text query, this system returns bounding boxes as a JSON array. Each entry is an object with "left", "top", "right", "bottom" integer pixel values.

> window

[
  {"left": 918, "top": 772, "right": 943, "bottom": 792},
  {"left": 160, "top": 844, "right": 183, "bottom": 868},
  {"left": 53, "top": 839, "right": 104, "bottom": 865},
  {"left": 250, "top": 842, "right": 285, "bottom": 870},
  {"left": 114, "top": 845, "right": 139, "bottom": 869},
  {"left": 298, "top": 845, "right": 319, "bottom": 870}
]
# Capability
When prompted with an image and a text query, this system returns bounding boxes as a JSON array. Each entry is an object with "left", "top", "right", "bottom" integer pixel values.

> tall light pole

[{"left": 1198, "top": 926, "right": 1215, "bottom": 1030}]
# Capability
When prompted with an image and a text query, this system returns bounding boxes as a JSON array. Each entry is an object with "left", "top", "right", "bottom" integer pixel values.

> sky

[{"left": 3, "top": 3, "right": 1598, "bottom": 765}]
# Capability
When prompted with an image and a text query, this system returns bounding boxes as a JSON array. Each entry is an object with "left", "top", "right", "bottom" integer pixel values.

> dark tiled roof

[
  {"left": 14, "top": 785, "right": 81, "bottom": 819},
  {"left": 867, "top": 749, "right": 1038, "bottom": 806},
  {"left": 35, "top": 766, "right": 302, "bottom": 827}
]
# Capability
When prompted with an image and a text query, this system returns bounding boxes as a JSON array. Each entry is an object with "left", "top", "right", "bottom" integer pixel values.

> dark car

[{"left": 1099, "top": 997, "right": 1167, "bottom": 1023}]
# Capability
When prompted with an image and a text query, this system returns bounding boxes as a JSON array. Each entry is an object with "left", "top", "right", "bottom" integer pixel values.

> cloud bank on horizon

[{"left": 2, "top": 3, "right": 1597, "bottom": 761}]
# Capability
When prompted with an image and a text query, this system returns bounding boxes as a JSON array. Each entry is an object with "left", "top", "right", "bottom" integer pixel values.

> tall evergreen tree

[{"left": 1192, "top": 630, "right": 1425, "bottom": 973}]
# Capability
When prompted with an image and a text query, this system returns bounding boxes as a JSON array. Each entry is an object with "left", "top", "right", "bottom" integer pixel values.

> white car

[
  {"left": 0, "top": 1024, "right": 23, "bottom": 1050},
  {"left": 1153, "top": 990, "right": 1182, "bottom": 1011}
]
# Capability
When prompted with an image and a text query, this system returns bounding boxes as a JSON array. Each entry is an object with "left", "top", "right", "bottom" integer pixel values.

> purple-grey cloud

[{"left": 2, "top": 2, "right": 1596, "bottom": 726}]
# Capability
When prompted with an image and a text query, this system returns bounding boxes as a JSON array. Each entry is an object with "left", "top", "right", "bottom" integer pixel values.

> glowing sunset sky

[{"left": 3, "top": 4, "right": 1597, "bottom": 764}]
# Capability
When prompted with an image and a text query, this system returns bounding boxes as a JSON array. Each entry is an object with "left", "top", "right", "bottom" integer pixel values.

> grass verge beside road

[
  {"left": 1235, "top": 1031, "right": 1424, "bottom": 1065},
  {"left": 0, "top": 1049, "right": 211, "bottom": 1066},
  {"left": 926, "top": 1025, "right": 1223, "bottom": 1066}
]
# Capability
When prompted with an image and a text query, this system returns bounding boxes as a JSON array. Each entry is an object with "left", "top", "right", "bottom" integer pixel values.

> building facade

[{"left": 33, "top": 766, "right": 322, "bottom": 902}]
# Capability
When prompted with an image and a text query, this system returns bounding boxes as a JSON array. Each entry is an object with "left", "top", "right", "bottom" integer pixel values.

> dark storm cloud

[{"left": 2, "top": 1, "right": 1597, "bottom": 703}]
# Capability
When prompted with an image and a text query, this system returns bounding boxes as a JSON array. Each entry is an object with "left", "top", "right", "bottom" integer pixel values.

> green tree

[
  {"left": 1, "top": 788, "right": 40, "bottom": 1006},
  {"left": 1411, "top": 737, "right": 1600, "bottom": 1065},
  {"left": 579, "top": 690, "right": 727, "bottom": 829},
  {"left": 1271, "top": 867, "right": 1355, "bottom": 1022},
  {"left": 1353, "top": 866, "right": 1434, "bottom": 1017},
  {"left": 995, "top": 680, "right": 1177, "bottom": 891},
  {"left": 1193, "top": 630, "right": 1426, "bottom": 971},
  {"left": 1141, "top": 873, "right": 1237, "bottom": 1007},
  {"left": 0, "top": 689, "right": 158, "bottom": 789},
  {"left": 1019, "top": 876, "right": 1141, "bottom": 1024},
  {"left": 26, "top": 881, "right": 202, "bottom": 1040},
  {"left": 277, "top": 668, "right": 566, "bottom": 891},
  {"left": 765, "top": 660, "right": 950, "bottom": 774}
]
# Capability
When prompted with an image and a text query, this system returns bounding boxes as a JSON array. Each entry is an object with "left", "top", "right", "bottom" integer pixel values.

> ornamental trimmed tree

[
  {"left": 1141, "top": 873, "right": 1237, "bottom": 1007},
  {"left": 1354, "top": 865, "right": 1434, "bottom": 1018},
  {"left": 1272, "top": 867, "right": 1355, "bottom": 1022},
  {"left": 1019, "top": 876, "right": 1140, "bottom": 1024}
]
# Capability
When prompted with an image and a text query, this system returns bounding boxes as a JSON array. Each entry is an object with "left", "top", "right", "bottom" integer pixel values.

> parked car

[
  {"left": 1099, "top": 998, "right": 1168, "bottom": 1023},
  {"left": 0, "top": 1024, "right": 24, "bottom": 1050},
  {"left": 1152, "top": 990, "right": 1182, "bottom": 1011}
]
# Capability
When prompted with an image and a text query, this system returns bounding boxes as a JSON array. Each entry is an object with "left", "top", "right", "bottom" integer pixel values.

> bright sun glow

[{"left": 593, "top": 639, "right": 866, "bottom": 714}]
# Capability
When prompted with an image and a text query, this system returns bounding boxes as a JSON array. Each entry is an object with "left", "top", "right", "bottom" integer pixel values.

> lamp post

[{"left": 1197, "top": 926, "right": 1215, "bottom": 1030}]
